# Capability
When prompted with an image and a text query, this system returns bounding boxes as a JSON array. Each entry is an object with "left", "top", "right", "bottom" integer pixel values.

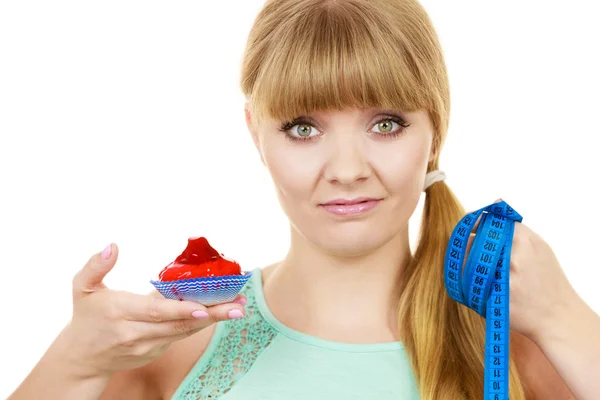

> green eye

[
  {"left": 277, "top": 118, "right": 320, "bottom": 142},
  {"left": 377, "top": 120, "right": 394, "bottom": 133},
  {"left": 297, "top": 124, "right": 312, "bottom": 137}
]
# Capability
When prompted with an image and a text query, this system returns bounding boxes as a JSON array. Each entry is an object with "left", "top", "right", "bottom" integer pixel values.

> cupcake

[{"left": 151, "top": 237, "right": 251, "bottom": 306}]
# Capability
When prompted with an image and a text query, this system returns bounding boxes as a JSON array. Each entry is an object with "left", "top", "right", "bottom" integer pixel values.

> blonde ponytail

[{"left": 397, "top": 172, "right": 526, "bottom": 399}]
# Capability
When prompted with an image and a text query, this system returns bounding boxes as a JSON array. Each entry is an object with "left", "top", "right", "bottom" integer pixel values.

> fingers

[
  {"left": 134, "top": 300, "right": 247, "bottom": 339},
  {"left": 120, "top": 291, "right": 247, "bottom": 323},
  {"left": 73, "top": 243, "right": 120, "bottom": 299}
]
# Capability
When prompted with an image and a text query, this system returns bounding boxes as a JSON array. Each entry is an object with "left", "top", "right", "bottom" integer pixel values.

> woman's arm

[
  {"left": 9, "top": 314, "right": 217, "bottom": 400},
  {"left": 512, "top": 330, "right": 575, "bottom": 399},
  {"left": 529, "top": 295, "right": 600, "bottom": 400},
  {"left": 494, "top": 218, "right": 599, "bottom": 399},
  {"left": 8, "top": 327, "right": 117, "bottom": 400}
]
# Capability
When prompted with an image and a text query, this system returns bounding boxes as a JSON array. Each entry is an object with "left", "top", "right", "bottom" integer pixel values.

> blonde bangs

[{"left": 242, "top": 0, "right": 438, "bottom": 126}]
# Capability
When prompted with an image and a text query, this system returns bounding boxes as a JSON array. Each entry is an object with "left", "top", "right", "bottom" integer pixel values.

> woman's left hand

[
  {"left": 507, "top": 214, "right": 583, "bottom": 343},
  {"left": 471, "top": 198, "right": 584, "bottom": 344},
  {"left": 468, "top": 199, "right": 600, "bottom": 400}
]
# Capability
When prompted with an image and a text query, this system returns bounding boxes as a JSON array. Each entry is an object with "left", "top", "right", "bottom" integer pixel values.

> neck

[{"left": 262, "top": 226, "right": 412, "bottom": 344}]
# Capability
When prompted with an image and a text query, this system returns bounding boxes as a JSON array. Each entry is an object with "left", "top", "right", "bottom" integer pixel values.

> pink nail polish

[
  {"left": 192, "top": 310, "right": 209, "bottom": 318},
  {"left": 228, "top": 309, "right": 244, "bottom": 319},
  {"left": 101, "top": 244, "right": 112, "bottom": 260}
]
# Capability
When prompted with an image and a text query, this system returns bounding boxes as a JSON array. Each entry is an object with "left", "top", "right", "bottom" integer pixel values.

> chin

[{"left": 309, "top": 224, "right": 399, "bottom": 258}]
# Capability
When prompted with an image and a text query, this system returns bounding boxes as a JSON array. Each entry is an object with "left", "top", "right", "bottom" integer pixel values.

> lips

[
  {"left": 321, "top": 197, "right": 379, "bottom": 206},
  {"left": 319, "top": 197, "right": 382, "bottom": 216}
]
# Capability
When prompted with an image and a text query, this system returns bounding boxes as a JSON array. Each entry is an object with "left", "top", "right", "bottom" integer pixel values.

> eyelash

[{"left": 277, "top": 115, "right": 411, "bottom": 142}]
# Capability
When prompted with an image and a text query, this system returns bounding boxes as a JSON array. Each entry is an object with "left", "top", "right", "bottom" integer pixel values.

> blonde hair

[{"left": 240, "top": 0, "right": 525, "bottom": 398}]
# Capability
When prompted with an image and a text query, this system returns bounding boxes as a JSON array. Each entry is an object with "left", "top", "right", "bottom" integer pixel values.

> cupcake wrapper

[{"left": 150, "top": 272, "right": 252, "bottom": 306}]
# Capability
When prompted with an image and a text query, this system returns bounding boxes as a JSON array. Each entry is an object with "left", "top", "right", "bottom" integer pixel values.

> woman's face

[{"left": 246, "top": 106, "right": 435, "bottom": 256}]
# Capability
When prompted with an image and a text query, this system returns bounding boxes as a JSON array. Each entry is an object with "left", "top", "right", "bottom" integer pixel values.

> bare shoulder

[
  {"left": 100, "top": 290, "right": 218, "bottom": 400},
  {"left": 511, "top": 330, "right": 575, "bottom": 400}
]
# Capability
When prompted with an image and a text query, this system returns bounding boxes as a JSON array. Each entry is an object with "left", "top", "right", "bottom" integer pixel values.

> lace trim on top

[{"left": 175, "top": 271, "right": 278, "bottom": 399}]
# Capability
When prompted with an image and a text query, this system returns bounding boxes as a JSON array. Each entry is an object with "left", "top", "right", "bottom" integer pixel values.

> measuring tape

[{"left": 444, "top": 200, "right": 523, "bottom": 400}]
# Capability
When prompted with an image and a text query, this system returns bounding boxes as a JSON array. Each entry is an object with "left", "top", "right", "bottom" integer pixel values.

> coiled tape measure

[{"left": 444, "top": 200, "right": 523, "bottom": 400}]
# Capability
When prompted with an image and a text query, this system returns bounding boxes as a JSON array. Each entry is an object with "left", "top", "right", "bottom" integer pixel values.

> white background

[{"left": 1, "top": 1, "right": 599, "bottom": 396}]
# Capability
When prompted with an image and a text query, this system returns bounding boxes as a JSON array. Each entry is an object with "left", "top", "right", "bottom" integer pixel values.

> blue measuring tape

[{"left": 444, "top": 200, "right": 523, "bottom": 400}]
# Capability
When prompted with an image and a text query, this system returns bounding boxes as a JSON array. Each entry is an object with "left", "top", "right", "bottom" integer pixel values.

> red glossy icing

[{"left": 158, "top": 237, "right": 242, "bottom": 281}]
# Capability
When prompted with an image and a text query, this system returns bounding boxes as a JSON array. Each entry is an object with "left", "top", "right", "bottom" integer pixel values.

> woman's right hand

[{"left": 60, "top": 243, "right": 247, "bottom": 379}]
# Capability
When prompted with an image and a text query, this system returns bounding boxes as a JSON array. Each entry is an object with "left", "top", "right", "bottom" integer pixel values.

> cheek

[
  {"left": 367, "top": 136, "right": 430, "bottom": 193},
  {"left": 261, "top": 139, "right": 324, "bottom": 199}
]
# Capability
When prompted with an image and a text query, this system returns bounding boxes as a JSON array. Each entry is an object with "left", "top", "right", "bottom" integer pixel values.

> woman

[{"left": 9, "top": 0, "right": 599, "bottom": 399}]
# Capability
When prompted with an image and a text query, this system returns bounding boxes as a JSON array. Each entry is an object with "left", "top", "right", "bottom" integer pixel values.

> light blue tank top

[{"left": 171, "top": 268, "right": 419, "bottom": 399}]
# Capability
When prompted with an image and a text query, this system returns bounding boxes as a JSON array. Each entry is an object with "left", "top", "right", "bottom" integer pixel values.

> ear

[
  {"left": 428, "top": 138, "right": 437, "bottom": 164},
  {"left": 425, "top": 114, "right": 437, "bottom": 164},
  {"left": 429, "top": 148, "right": 437, "bottom": 164},
  {"left": 244, "top": 103, "right": 265, "bottom": 166}
]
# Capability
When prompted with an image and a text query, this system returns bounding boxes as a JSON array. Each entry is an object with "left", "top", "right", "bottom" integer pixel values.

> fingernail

[
  {"left": 228, "top": 309, "right": 244, "bottom": 319},
  {"left": 233, "top": 297, "right": 247, "bottom": 306},
  {"left": 101, "top": 244, "right": 112, "bottom": 260},
  {"left": 192, "top": 310, "right": 209, "bottom": 318}
]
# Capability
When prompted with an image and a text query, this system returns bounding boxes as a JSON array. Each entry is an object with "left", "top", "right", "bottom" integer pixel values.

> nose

[{"left": 323, "top": 136, "right": 371, "bottom": 186}]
